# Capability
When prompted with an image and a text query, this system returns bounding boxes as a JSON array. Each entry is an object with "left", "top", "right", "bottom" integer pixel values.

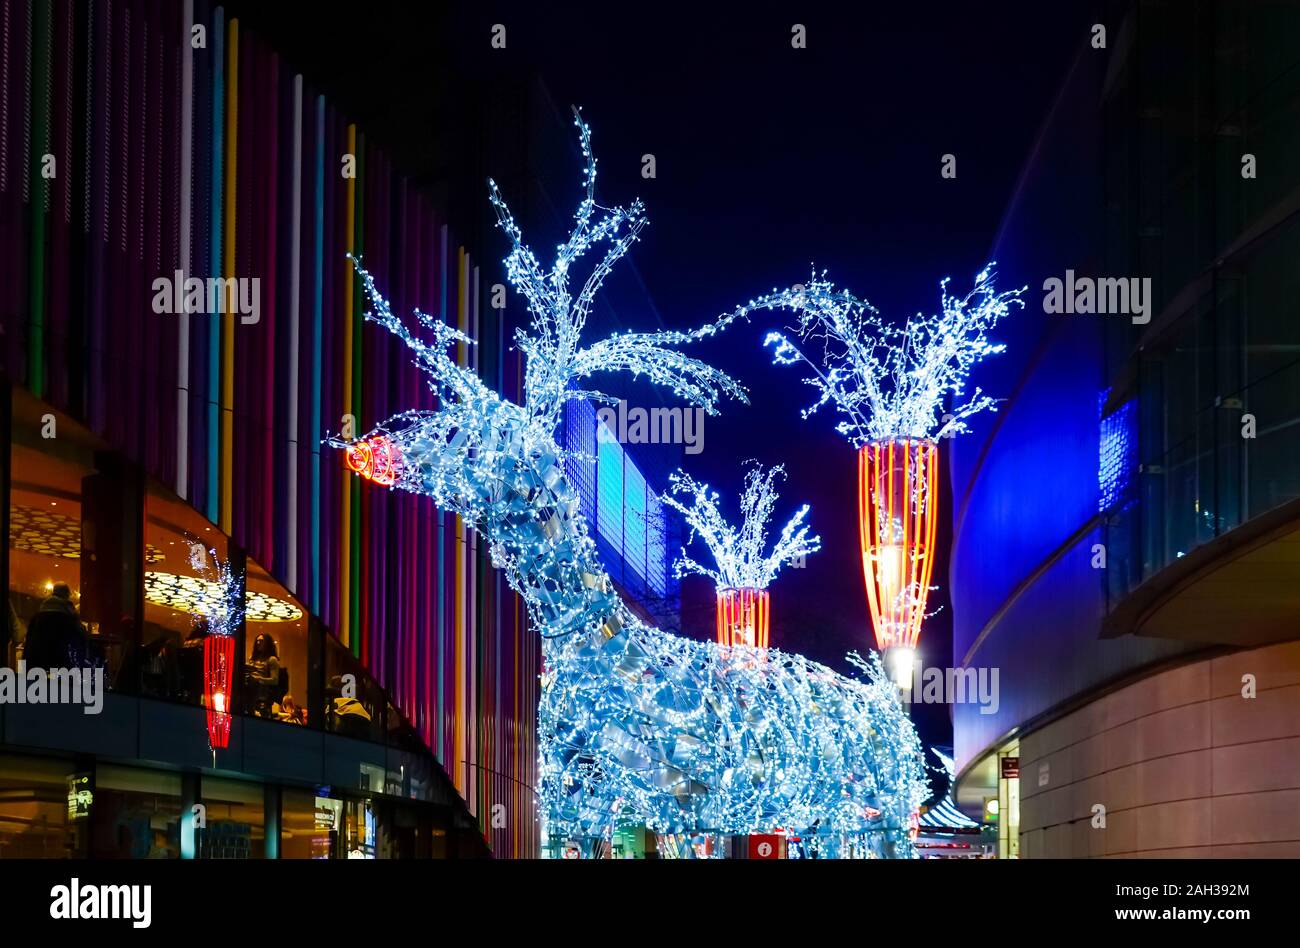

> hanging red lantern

[
  {"left": 204, "top": 635, "right": 236, "bottom": 750},
  {"left": 858, "top": 439, "right": 938, "bottom": 682},
  {"left": 715, "top": 586, "right": 770, "bottom": 650}
]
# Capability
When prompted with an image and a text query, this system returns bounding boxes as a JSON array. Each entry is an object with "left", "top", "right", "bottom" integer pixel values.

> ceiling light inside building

[{"left": 144, "top": 570, "right": 302, "bottom": 622}]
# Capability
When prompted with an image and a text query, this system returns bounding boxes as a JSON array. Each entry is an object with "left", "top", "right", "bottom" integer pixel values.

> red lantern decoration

[
  {"left": 345, "top": 434, "right": 401, "bottom": 487},
  {"left": 857, "top": 439, "right": 938, "bottom": 669},
  {"left": 715, "top": 586, "right": 770, "bottom": 650},
  {"left": 204, "top": 635, "right": 236, "bottom": 750}
]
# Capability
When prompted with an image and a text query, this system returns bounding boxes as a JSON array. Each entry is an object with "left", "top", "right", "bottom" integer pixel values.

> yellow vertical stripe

[
  {"left": 220, "top": 19, "right": 238, "bottom": 535},
  {"left": 453, "top": 247, "right": 467, "bottom": 796},
  {"left": 339, "top": 125, "right": 356, "bottom": 646}
]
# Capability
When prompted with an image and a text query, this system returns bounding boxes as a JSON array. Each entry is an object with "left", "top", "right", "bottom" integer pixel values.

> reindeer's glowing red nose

[{"left": 345, "top": 435, "right": 401, "bottom": 487}]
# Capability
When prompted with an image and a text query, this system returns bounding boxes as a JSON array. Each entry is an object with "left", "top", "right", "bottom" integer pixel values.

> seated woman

[
  {"left": 245, "top": 633, "right": 282, "bottom": 718},
  {"left": 274, "top": 693, "right": 306, "bottom": 725}
]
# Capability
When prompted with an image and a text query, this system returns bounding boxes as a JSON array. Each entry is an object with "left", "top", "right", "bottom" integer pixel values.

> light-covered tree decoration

[
  {"left": 186, "top": 544, "right": 241, "bottom": 752},
  {"left": 723, "top": 265, "right": 1023, "bottom": 682},
  {"left": 662, "top": 463, "right": 820, "bottom": 590},
  {"left": 488, "top": 107, "right": 746, "bottom": 439},
  {"left": 333, "top": 111, "right": 928, "bottom": 854},
  {"left": 186, "top": 544, "right": 242, "bottom": 638},
  {"left": 733, "top": 265, "right": 1025, "bottom": 446}
]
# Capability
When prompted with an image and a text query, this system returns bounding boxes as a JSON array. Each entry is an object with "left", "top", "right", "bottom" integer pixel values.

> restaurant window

[
  {"left": 140, "top": 481, "right": 227, "bottom": 707},
  {"left": 199, "top": 777, "right": 266, "bottom": 859},
  {"left": 90, "top": 765, "right": 182, "bottom": 859},
  {"left": 243, "top": 558, "right": 307, "bottom": 725},
  {"left": 281, "top": 790, "right": 334, "bottom": 859},
  {"left": 0, "top": 753, "right": 88, "bottom": 858},
  {"left": 7, "top": 392, "right": 139, "bottom": 687},
  {"left": 324, "top": 636, "right": 383, "bottom": 742}
]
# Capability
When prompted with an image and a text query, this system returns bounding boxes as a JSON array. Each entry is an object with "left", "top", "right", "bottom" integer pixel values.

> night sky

[{"left": 225, "top": 0, "right": 1097, "bottom": 750}]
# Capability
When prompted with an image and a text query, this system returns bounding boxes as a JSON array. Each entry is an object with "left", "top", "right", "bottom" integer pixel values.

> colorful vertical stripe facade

[{"left": 0, "top": 0, "right": 539, "bottom": 857}]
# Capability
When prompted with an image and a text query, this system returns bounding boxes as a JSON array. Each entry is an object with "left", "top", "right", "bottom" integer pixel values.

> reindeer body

[
  {"left": 334, "top": 111, "right": 927, "bottom": 853},
  {"left": 346, "top": 399, "right": 925, "bottom": 851}
]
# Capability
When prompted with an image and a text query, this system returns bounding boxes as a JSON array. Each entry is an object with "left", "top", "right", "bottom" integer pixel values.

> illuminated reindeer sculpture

[{"left": 334, "top": 111, "right": 927, "bottom": 855}]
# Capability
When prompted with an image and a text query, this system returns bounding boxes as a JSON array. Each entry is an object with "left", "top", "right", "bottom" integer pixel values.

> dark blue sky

[{"left": 232, "top": 0, "right": 1097, "bottom": 748}]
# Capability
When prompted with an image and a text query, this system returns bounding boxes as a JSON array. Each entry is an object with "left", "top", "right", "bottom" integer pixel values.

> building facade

[
  {"left": 951, "top": 0, "right": 1300, "bottom": 857},
  {"left": 0, "top": 0, "right": 539, "bottom": 857}
]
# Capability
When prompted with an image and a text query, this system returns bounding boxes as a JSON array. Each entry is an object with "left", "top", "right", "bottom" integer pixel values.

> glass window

[
  {"left": 289, "top": 794, "right": 375, "bottom": 859},
  {"left": 243, "top": 558, "right": 307, "bottom": 725},
  {"left": 0, "top": 754, "right": 88, "bottom": 858},
  {"left": 7, "top": 393, "right": 136, "bottom": 686},
  {"left": 342, "top": 798, "right": 376, "bottom": 859},
  {"left": 324, "top": 637, "right": 383, "bottom": 743},
  {"left": 90, "top": 765, "right": 182, "bottom": 859},
  {"left": 199, "top": 777, "right": 265, "bottom": 859},
  {"left": 140, "top": 482, "right": 227, "bottom": 706},
  {"left": 563, "top": 398, "right": 598, "bottom": 526},
  {"left": 596, "top": 421, "right": 624, "bottom": 549},
  {"left": 281, "top": 789, "right": 335, "bottom": 859},
  {"left": 374, "top": 800, "right": 426, "bottom": 859}
]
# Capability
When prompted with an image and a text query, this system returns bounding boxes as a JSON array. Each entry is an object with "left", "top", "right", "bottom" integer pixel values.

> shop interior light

[{"left": 144, "top": 571, "right": 301, "bottom": 622}]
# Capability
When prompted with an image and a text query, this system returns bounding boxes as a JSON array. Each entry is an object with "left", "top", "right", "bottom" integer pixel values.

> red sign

[
  {"left": 1001, "top": 757, "right": 1019, "bottom": 779},
  {"left": 749, "top": 834, "right": 783, "bottom": 860}
]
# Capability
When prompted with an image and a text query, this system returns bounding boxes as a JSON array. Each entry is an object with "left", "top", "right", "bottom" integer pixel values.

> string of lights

[
  {"left": 186, "top": 544, "right": 243, "bottom": 639},
  {"left": 725, "top": 265, "right": 1025, "bottom": 445},
  {"left": 723, "top": 265, "right": 1023, "bottom": 684},
  {"left": 662, "top": 463, "right": 820, "bottom": 591},
  {"left": 333, "top": 112, "right": 929, "bottom": 854},
  {"left": 186, "top": 545, "right": 242, "bottom": 750}
]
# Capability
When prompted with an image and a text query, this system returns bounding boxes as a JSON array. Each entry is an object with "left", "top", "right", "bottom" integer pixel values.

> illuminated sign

[{"left": 66, "top": 773, "right": 93, "bottom": 821}]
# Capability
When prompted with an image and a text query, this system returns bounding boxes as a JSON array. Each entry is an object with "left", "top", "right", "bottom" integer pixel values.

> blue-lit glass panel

[
  {"left": 624, "top": 462, "right": 648, "bottom": 582},
  {"left": 563, "top": 399, "right": 598, "bottom": 526},
  {"left": 646, "top": 490, "right": 667, "bottom": 596},
  {"left": 597, "top": 420, "right": 624, "bottom": 547},
  {"left": 1099, "top": 393, "right": 1137, "bottom": 512},
  {"left": 563, "top": 399, "right": 670, "bottom": 598}
]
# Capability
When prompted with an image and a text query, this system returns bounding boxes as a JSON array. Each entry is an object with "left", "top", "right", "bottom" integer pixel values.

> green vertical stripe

[{"left": 27, "top": 0, "right": 52, "bottom": 396}]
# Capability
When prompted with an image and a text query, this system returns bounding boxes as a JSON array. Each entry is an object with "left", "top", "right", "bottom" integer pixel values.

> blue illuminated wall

[
  {"left": 1098, "top": 393, "right": 1137, "bottom": 513},
  {"left": 563, "top": 400, "right": 676, "bottom": 612},
  {"left": 947, "top": 41, "right": 1197, "bottom": 776}
]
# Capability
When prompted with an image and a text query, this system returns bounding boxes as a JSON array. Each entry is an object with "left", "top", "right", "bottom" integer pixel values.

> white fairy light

[
  {"left": 186, "top": 544, "right": 242, "bottom": 638},
  {"left": 728, "top": 265, "right": 1025, "bottom": 445},
  {"left": 330, "top": 112, "right": 928, "bottom": 854},
  {"left": 487, "top": 106, "right": 747, "bottom": 439},
  {"left": 662, "top": 463, "right": 821, "bottom": 590}
]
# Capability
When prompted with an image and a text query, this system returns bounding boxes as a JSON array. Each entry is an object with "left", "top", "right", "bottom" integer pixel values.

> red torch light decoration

[
  {"left": 345, "top": 434, "right": 402, "bottom": 487},
  {"left": 204, "top": 634, "right": 236, "bottom": 750},
  {"left": 662, "top": 465, "right": 818, "bottom": 661},
  {"left": 715, "top": 586, "right": 770, "bottom": 650},
  {"left": 183, "top": 544, "right": 244, "bottom": 754},
  {"left": 858, "top": 439, "right": 939, "bottom": 689}
]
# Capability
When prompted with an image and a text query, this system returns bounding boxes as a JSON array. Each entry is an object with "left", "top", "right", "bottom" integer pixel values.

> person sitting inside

[
  {"left": 24, "top": 583, "right": 88, "bottom": 670},
  {"left": 274, "top": 693, "right": 306, "bottom": 725},
  {"left": 245, "top": 633, "right": 282, "bottom": 718},
  {"left": 324, "top": 675, "right": 373, "bottom": 739}
]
